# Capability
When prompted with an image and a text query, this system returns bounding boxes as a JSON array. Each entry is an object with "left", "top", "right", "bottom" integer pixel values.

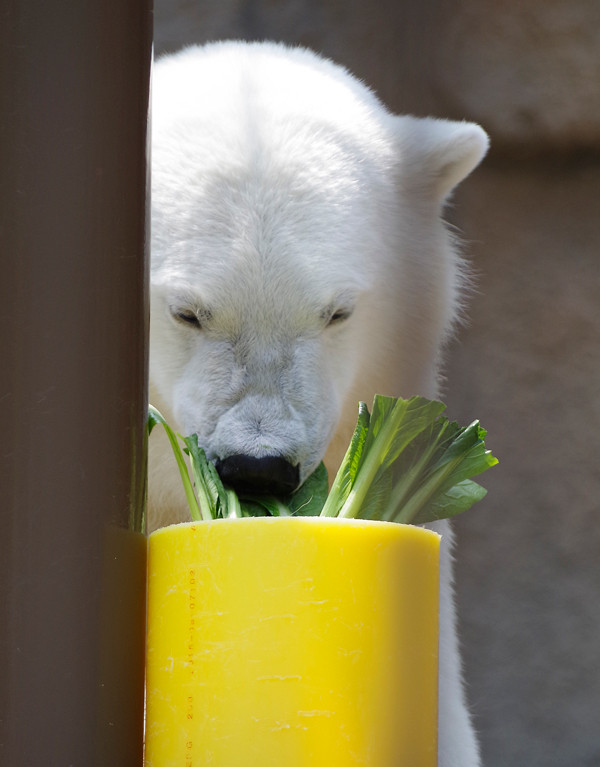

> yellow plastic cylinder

[{"left": 145, "top": 517, "right": 440, "bottom": 767}]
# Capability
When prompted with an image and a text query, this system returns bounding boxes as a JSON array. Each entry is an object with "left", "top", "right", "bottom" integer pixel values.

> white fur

[{"left": 149, "top": 41, "right": 488, "bottom": 766}]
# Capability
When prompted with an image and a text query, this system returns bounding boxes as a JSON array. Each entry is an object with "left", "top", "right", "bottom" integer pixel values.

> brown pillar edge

[{"left": 0, "top": 1, "right": 152, "bottom": 764}]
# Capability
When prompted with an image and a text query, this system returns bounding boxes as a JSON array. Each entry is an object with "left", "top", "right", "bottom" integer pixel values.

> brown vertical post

[{"left": 0, "top": 1, "right": 152, "bottom": 765}]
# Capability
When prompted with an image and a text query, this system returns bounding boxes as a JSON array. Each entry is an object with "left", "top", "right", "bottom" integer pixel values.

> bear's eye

[
  {"left": 327, "top": 307, "right": 353, "bottom": 326},
  {"left": 173, "top": 309, "right": 201, "bottom": 328}
]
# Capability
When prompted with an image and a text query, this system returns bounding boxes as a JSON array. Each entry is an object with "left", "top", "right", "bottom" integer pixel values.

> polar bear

[{"left": 149, "top": 41, "right": 488, "bottom": 766}]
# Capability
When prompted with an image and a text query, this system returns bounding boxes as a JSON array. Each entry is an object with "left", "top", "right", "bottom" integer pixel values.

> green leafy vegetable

[
  {"left": 148, "top": 395, "right": 497, "bottom": 526},
  {"left": 334, "top": 396, "right": 447, "bottom": 520},
  {"left": 332, "top": 397, "right": 498, "bottom": 525},
  {"left": 148, "top": 406, "right": 203, "bottom": 521}
]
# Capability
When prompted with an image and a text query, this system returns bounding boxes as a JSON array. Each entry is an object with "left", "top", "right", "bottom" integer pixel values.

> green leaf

[
  {"left": 238, "top": 500, "right": 271, "bottom": 517},
  {"left": 320, "top": 403, "right": 369, "bottom": 517},
  {"left": 429, "top": 421, "right": 496, "bottom": 483},
  {"left": 147, "top": 406, "right": 202, "bottom": 521},
  {"left": 337, "top": 395, "right": 445, "bottom": 519},
  {"left": 393, "top": 420, "right": 498, "bottom": 524},
  {"left": 367, "top": 396, "right": 446, "bottom": 471},
  {"left": 411, "top": 479, "right": 488, "bottom": 524},
  {"left": 232, "top": 463, "right": 328, "bottom": 517},
  {"left": 239, "top": 496, "right": 290, "bottom": 517},
  {"left": 355, "top": 469, "right": 392, "bottom": 520},
  {"left": 147, "top": 407, "right": 161, "bottom": 436},
  {"left": 287, "top": 462, "right": 329, "bottom": 516},
  {"left": 379, "top": 418, "right": 453, "bottom": 521},
  {"left": 182, "top": 435, "right": 228, "bottom": 521}
]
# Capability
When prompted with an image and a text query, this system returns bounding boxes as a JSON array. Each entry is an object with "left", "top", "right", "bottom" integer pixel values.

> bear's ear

[{"left": 392, "top": 116, "right": 489, "bottom": 202}]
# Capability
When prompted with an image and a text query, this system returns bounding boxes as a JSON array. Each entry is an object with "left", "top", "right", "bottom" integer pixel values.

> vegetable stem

[
  {"left": 337, "top": 399, "right": 410, "bottom": 518},
  {"left": 147, "top": 406, "right": 203, "bottom": 521}
]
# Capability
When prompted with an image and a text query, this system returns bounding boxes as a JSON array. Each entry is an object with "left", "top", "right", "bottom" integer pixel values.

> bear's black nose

[{"left": 215, "top": 454, "right": 299, "bottom": 496}]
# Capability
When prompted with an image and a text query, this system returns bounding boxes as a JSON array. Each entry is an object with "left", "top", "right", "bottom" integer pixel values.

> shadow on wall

[{"left": 153, "top": 3, "right": 600, "bottom": 766}]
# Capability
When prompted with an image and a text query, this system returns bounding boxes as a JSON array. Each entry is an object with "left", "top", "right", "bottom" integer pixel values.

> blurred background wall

[{"left": 153, "top": 3, "right": 600, "bottom": 764}]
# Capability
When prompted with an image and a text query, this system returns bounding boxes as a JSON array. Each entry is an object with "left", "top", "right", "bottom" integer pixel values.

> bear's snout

[{"left": 215, "top": 454, "right": 299, "bottom": 496}]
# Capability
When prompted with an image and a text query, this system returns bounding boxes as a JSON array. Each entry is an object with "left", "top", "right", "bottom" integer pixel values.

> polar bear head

[{"left": 149, "top": 42, "right": 488, "bottom": 516}]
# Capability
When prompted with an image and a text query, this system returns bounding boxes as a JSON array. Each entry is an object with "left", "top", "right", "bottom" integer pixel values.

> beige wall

[
  {"left": 448, "top": 157, "right": 600, "bottom": 764},
  {"left": 154, "top": 4, "right": 600, "bottom": 763}
]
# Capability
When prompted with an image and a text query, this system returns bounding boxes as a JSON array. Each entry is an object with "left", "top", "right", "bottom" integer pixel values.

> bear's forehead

[
  {"left": 152, "top": 157, "right": 386, "bottom": 290},
  {"left": 152, "top": 120, "right": 392, "bottom": 227}
]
